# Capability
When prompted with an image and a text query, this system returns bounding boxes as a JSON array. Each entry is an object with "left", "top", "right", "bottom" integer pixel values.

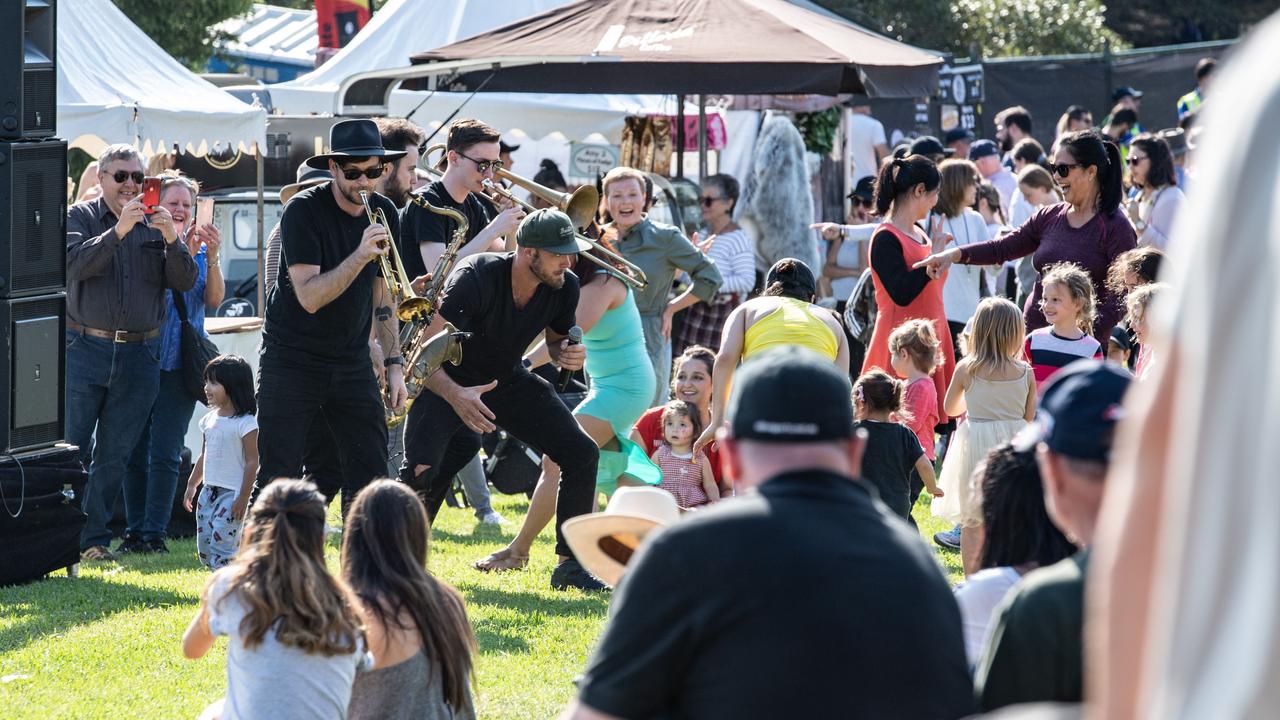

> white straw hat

[{"left": 562, "top": 486, "right": 680, "bottom": 587}]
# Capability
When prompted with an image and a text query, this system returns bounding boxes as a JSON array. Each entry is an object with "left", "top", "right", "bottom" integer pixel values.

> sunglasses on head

[
  {"left": 1052, "top": 162, "right": 1083, "bottom": 178},
  {"left": 337, "top": 163, "right": 386, "bottom": 181},
  {"left": 109, "top": 170, "right": 145, "bottom": 184},
  {"left": 699, "top": 195, "right": 725, "bottom": 207}
]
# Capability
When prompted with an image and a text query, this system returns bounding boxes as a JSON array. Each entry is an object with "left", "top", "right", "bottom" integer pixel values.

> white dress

[{"left": 932, "top": 366, "right": 1031, "bottom": 526}]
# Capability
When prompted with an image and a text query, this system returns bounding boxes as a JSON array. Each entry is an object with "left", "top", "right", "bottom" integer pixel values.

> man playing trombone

[
  {"left": 399, "top": 118, "right": 525, "bottom": 283},
  {"left": 256, "top": 119, "right": 408, "bottom": 504}
]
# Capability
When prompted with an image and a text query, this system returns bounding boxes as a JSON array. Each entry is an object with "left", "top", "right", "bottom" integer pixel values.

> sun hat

[
  {"left": 305, "top": 118, "right": 407, "bottom": 170},
  {"left": 280, "top": 161, "right": 332, "bottom": 204},
  {"left": 562, "top": 486, "right": 681, "bottom": 587}
]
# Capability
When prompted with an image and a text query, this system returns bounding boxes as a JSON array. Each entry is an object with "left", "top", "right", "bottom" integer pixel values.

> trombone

[
  {"left": 358, "top": 191, "right": 433, "bottom": 322},
  {"left": 422, "top": 144, "right": 648, "bottom": 289}
]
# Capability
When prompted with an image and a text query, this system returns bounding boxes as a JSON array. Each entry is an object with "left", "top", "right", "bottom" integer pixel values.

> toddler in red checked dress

[{"left": 651, "top": 400, "right": 719, "bottom": 509}]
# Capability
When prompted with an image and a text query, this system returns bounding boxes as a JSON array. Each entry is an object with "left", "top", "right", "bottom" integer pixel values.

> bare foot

[{"left": 473, "top": 546, "right": 530, "bottom": 572}]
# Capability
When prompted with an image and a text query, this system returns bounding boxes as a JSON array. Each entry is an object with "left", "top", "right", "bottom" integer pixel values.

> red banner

[{"left": 315, "top": 0, "right": 372, "bottom": 49}]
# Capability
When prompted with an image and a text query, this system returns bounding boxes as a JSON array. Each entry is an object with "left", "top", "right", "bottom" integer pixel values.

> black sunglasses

[
  {"left": 1052, "top": 162, "right": 1083, "bottom": 178},
  {"left": 337, "top": 163, "right": 386, "bottom": 181},
  {"left": 108, "top": 170, "right": 145, "bottom": 184},
  {"left": 699, "top": 195, "right": 725, "bottom": 207},
  {"left": 851, "top": 196, "right": 873, "bottom": 208},
  {"left": 1127, "top": 155, "right": 1147, "bottom": 166},
  {"left": 457, "top": 151, "right": 504, "bottom": 174}
]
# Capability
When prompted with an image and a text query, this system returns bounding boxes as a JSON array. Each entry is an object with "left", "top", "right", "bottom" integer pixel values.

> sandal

[
  {"left": 80, "top": 545, "right": 116, "bottom": 562},
  {"left": 473, "top": 547, "right": 529, "bottom": 573}
]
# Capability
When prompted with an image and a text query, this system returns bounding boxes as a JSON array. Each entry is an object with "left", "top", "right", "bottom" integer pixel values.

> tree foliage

[
  {"left": 112, "top": 0, "right": 255, "bottom": 71},
  {"left": 814, "top": 0, "right": 1127, "bottom": 57}
]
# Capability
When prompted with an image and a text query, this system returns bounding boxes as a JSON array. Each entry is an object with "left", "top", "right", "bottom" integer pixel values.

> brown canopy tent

[{"left": 337, "top": 0, "right": 942, "bottom": 175}]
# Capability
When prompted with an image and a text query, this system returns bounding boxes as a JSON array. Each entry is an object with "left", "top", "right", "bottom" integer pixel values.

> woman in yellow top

[{"left": 694, "top": 258, "right": 849, "bottom": 455}]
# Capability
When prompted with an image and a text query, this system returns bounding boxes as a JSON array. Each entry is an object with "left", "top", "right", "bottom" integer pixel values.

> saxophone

[{"left": 387, "top": 196, "right": 473, "bottom": 428}]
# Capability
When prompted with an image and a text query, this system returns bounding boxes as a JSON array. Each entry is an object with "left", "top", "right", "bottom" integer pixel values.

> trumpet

[
  {"left": 422, "top": 143, "right": 648, "bottom": 290},
  {"left": 358, "top": 191, "right": 432, "bottom": 322}
]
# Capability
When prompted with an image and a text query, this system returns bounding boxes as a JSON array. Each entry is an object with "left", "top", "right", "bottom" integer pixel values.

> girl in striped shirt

[{"left": 1024, "top": 263, "right": 1103, "bottom": 387}]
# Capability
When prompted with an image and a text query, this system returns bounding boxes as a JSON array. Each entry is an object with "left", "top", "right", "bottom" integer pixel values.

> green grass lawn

[{"left": 0, "top": 491, "right": 962, "bottom": 720}]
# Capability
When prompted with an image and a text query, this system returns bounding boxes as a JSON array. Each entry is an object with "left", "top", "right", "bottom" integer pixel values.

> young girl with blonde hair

[
  {"left": 932, "top": 298, "right": 1037, "bottom": 576},
  {"left": 1024, "top": 262, "right": 1103, "bottom": 388},
  {"left": 888, "top": 319, "right": 943, "bottom": 512}
]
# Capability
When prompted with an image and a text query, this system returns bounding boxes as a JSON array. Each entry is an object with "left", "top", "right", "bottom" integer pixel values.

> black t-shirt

[
  {"left": 853, "top": 419, "right": 926, "bottom": 519},
  {"left": 397, "top": 180, "right": 493, "bottom": 281},
  {"left": 438, "top": 252, "right": 578, "bottom": 386},
  {"left": 578, "top": 471, "right": 975, "bottom": 720},
  {"left": 262, "top": 183, "right": 398, "bottom": 368}
]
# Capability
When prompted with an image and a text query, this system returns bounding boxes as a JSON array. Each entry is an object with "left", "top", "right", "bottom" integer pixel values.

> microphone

[{"left": 557, "top": 325, "right": 583, "bottom": 392}]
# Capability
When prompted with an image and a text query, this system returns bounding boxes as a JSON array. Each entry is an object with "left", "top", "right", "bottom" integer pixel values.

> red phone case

[{"left": 142, "top": 178, "right": 161, "bottom": 213}]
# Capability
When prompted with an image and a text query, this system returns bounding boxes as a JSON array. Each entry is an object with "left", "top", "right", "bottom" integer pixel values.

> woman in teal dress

[{"left": 474, "top": 245, "right": 657, "bottom": 572}]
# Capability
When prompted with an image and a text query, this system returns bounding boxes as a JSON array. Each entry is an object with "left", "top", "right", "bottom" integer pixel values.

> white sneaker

[{"left": 478, "top": 510, "right": 506, "bottom": 525}]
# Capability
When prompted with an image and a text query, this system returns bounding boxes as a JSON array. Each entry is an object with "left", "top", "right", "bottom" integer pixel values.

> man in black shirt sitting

[
  {"left": 398, "top": 118, "right": 525, "bottom": 285},
  {"left": 401, "top": 208, "right": 602, "bottom": 591},
  {"left": 566, "top": 347, "right": 976, "bottom": 719},
  {"left": 257, "top": 119, "right": 408, "bottom": 503}
]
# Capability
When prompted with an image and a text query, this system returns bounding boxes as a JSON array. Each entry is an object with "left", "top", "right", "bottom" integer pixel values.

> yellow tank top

[{"left": 743, "top": 297, "right": 840, "bottom": 360}]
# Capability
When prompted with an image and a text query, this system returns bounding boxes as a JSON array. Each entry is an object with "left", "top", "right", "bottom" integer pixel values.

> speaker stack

[{"left": 0, "top": 0, "right": 67, "bottom": 455}]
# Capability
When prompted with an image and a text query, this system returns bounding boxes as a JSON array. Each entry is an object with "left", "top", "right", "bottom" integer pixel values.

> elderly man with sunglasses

[
  {"left": 66, "top": 143, "right": 198, "bottom": 562},
  {"left": 255, "top": 119, "right": 409, "bottom": 506}
]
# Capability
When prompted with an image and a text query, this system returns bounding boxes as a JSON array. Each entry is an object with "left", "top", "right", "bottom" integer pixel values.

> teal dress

[{"left": 576, "top": 288, "right": 660, "bottom": 493}]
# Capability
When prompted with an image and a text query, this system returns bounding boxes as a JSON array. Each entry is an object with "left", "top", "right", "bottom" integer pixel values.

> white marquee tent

[
  {"left": 268, "top": 0, "right": 685, "bottom": 144},
  {"left": 57, "top": 0, "right": 267, "bottom": 156}
]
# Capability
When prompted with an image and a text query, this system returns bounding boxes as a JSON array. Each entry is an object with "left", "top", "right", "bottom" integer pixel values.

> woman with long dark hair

[
  {"left": 693, "top": 258, "right": 848, "bottom": 454},
  {"left": 343, "top": 480, "right": 477, "bottom": 719},
  {"left": 1123, "top": 133, "right": 1185, "bottom": 249},
  {"left": 859, "top": 154, "right": 956, "bottom": 426},
  {"left": 916, "top": 130, "right": 1138, "bottom": 345},
  {"left": 954, "top": 444, "right": 1076, "bottom": 665}
]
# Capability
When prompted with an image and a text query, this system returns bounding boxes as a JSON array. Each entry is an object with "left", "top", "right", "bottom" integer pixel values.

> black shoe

[
  {"left": 145, "top": 538, "right": 169, "bottom": 554},
  {"left": 550, "top": 559, "right": 608, "bottom": 592},
  {"left": 116, "top": 533, "right": 150, "bottom": 555}
]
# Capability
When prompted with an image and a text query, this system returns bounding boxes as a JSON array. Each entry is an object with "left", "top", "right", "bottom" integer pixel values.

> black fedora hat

[{"left": 306, "top": 118, "right": 406, "bottom": 170}]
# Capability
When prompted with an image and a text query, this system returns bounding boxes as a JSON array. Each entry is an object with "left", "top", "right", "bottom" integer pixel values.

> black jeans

[
  {"left": 403, "top": 369, "right": 599, "bottom": 558},
  {"left": 256, "top": 354, "right": 388, "bottom": 505}
]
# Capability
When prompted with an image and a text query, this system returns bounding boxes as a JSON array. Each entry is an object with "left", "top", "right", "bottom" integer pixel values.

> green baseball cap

[{"left": 515, "top": 208, "right": 591, "bottom": 255}]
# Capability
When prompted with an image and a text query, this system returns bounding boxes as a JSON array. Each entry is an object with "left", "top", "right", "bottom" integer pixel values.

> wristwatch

[
  {"left": 383, "top": 356, "right": 404, "bottom": 368},
  {"left": 1133, "top": 219, "right": 1147, "bottom": 232}
]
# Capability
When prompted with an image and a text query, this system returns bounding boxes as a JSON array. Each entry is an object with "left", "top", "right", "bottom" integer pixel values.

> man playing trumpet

[{"left": 256, "top": 119, "right": 408, "bottom": 504}]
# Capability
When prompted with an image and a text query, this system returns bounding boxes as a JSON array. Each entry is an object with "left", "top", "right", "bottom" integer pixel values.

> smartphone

[
  {"left": 141, "top": 176, "right": 162, "bottom": 213},
  {"left": 195, "top": 197, "right": 215, "bottom": 229}
]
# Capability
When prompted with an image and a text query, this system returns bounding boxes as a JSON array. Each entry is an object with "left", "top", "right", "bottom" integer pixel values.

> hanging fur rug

[{"left": 738, "top": 114, "right": 820, "bottom": 277}]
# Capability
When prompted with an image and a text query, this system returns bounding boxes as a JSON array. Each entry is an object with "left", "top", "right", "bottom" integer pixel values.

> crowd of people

[{"left": 59, "top": 55, "right": 1214, "bottom": 716}]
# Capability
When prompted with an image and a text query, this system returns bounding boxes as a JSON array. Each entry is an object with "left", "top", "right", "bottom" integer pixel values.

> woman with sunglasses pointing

[{"left": 914, "top": 130, "right": 1136, "bottom": 345}]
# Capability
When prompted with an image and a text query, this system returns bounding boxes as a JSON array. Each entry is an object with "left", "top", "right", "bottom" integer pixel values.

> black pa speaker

[
  {"left": 0, "top": 293, "right": 65, "bottom": 453},
  {"left": 0, "top": 139, "right": 67, "bottom": 297},
  {"left": 0, "top": 1, "right": 56, "bottom": 140}
]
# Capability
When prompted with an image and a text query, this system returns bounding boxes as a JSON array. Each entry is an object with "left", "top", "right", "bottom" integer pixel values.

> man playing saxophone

[
  {"left": 398, "top": 118, "right": 525, "bottom": 284},
  {"left": 256, "top": 119, "right": 408, "bottom": 508}
]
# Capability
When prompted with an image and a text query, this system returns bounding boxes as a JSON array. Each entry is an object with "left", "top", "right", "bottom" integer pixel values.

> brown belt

[{"left": 67, "top": 321, "right": 160, "bottom": 343}]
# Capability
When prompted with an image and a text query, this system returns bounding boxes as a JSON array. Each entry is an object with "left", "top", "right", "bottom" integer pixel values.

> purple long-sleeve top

[{"left": 957, "top": 203, "right": 1136, "bottom": 345}]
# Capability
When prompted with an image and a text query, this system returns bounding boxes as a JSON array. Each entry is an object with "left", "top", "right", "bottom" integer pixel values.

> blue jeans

[
  {"left": 64, "top": 331, "right": 162, "bottom": 551},
  {"left": 123, "top": 369, "right": 198, "bottom": 541}
]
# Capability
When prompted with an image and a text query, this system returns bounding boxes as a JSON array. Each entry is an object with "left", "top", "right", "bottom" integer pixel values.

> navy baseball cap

[
  {"left": 1113, "top": 86, "right": 1144, "bottom": 102},
  {"left": 1015, "top": 359, "right": 1131, "bottom": 462},
  {"left": 909, "top": 135, "right": 953, "bottom": 158},
  {"left": 944, "top": 127, "right": 976, "bottom": 145},
  {"left": 727, "top": 347, "right": 853, "bottom": 443},
  {"left": 848, "top": 176, "right": 876, "bottom": 202},
  {"left": 968, "top": 139, "right": 1000, "bottom": 160}
]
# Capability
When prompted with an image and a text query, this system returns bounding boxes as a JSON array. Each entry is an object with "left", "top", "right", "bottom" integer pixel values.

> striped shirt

[
  {"left": 1024, "top": 327, "right": 1103, "bottom": 387},
  {"left": 704, "top": 228, "right": 756, "bottom": 295}
]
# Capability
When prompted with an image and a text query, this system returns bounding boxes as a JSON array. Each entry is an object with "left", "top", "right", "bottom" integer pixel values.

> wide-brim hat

[
  {"left": 281, "top": 162, "right": 332, "bottom": 204},
  {"left": 305, "top": 118, "right": 406, "bottom": 170},
  {"left": 563, "top": 486, "right": 680, "bottom": 587}
]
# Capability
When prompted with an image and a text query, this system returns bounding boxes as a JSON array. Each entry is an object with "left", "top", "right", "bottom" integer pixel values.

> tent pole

[
  {"left": 676, "top": 94, "right": 685, "bottom": 179},
  {"left": 697, "top": 94, "right": 708, "bottom": 180},
  {"left": 255, "top": 141, "right": 265, "bottom": 318}
]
